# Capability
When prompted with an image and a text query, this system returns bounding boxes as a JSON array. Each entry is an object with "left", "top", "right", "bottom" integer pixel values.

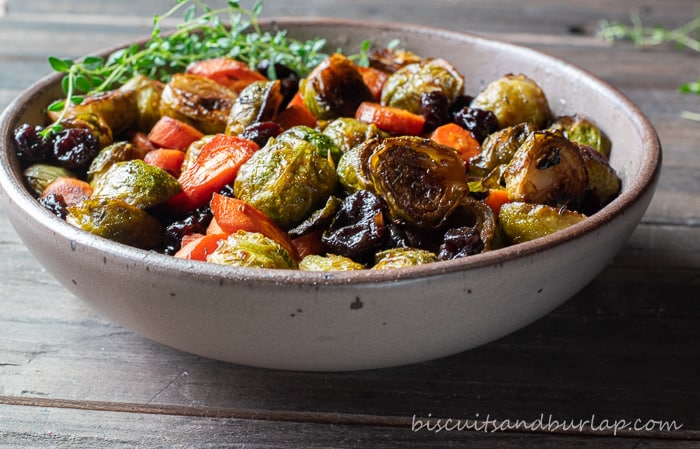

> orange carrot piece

[
  {"left": 186, "top": 57, "right": 267, "bottom": 93},
  {"left": 174, "top": 233, "right": 228, "bottom": 261},
  {"left": 210, "top": 193, "right": 298, "bottom": 261},
  {"left": 430, "top": 122, "right": 481, "bottom": 163},
  {"left": 41, "top": 176, "right": 93, "bottom": 207},
  {"left": 143, "top": 148, "right": 186, "bottom": 178},
  {"left": 484, "top": 189, "right": 511, "bottom": 218},
  {"left": 206, "top": 216, "right": 225, "bottom": 235},
  {"left": 355, "top": 102, "right": 426, "bottom": 135},
  {"left": 292, "top": 230, "right": 325, "bottom": 260},
  {"left": 166, "top": 134, "right": 259, "bottom": 214},
  {"left": 276, "top": 103, "right": 318, "bottom": 130},
  {"left": 358, "top": 66, "right": 389, "bottom": 101},
  {"left": 148, "top": 116, "right": 204, "bottom": 151}
]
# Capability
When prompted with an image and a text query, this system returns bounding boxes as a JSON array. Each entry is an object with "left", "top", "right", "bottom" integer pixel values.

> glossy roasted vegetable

[
  {"left": 225, "top": 80, "right": 284, "bottom": 136},
  {"left": 469, "top": 122, "right": 535, "bottom": 177},
  {"left": 206, "top": 230, "right": 297, "bottom": 269},
  {"left": 367, "top": 136, "right": 469, "bottom": 229},
  {"left": 299, "top": 253, "right": 365, "bottom": 271},
  {"left": 23, "top": 163, "right": 76, "bottom": 197},
  {"left": 278, "top": 125, "right": 341, "bottom": 165},
  {"left": 160, "top": 73, "right": 237, "bottom": 134},
  {"left": 119, "top": 74, "right": 165, "bottom": 133},
  {"left": 368, "top": 47, "right": 423, "bottom": 73},
  {"left": 380, "top": 58, "right": 464, "bottom": 115},
  {"left": 67, "top": 197, "right": 163, "bottom": 249},
  {"left": 550, "top": 114, "right": 612, "bottom": 158},
  {"left": 233, "top": 134, "right": 337, "bottom": 228},
  {"left": 499, "top": 201, "right": 587, "bottom": 244},
  {"left": 86, "top": 141, "right": 145, "bottom": 185},
  {"left": 91, "top": 159, "right": 182, "bottom": 209},
  {"left": 336, "top": 139, "right": 376, "bottom": 194},
  {"left": 504, "top": 131, "right": 588, "bottom": 208},
  {"left": 440, "top": 196, "right": 501, "bottom": 257},
  {"left": 372, "top": 247, "right": 438, "bottom": 269},
  {"left": 578, "top": 144, "right": 621, "bottom": 208},
  {"left": 49, "top": 90, "right": 138, "bottom": 136},
  {"left": 470, "top": 74, "right": 552, "bottom": 129},
  {"left": 300, "top": 53, "right": 374, "bottom": 120},
  {"left": 322, "top": 117, "right": 386, "bottom": 155},
  {"left": 54, "top": 112, "right": 114, "bottom": 150}
]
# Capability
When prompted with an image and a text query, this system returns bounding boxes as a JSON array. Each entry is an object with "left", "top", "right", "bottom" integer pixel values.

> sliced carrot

[
  {"left": 206, "top": 216, "right": 225, "bottom": 235},
  {"left": 166, "top": 134, "right": 259, "bottom": 214},
  {"left": 276, "top": 103, "right": 318, "bottom": 130},
  {"left": 186, "top": 57, "right": 268, "bottom": 93},
  {"left": 210, "top": 193, "right": 298, "bottom": 261},
  {"left": 41, "top": 176, "right": 93, "bottom": 207},
  {"left": 484, "top": 189, "right": 511, "bottom": 219},
  {"left": 358, "top": 66, "right": 389, "bottom": 101},
  {"left": 143, "top": 148, "right": 186, "bottom": 178},
  {"left": 148, "top": 116, "right": 204, "bottom": 151},
  {"left": 355, "top": 102, "right": 426, "bottom": 136},
  {"left": 174, "top": 233, "right": 228, "bottom": 261},
  {"left": 292, "top": 230, "right": 325, "bottom": 260},
  {"left": 430, "top": 122, "right": 481, "bottom": 163}
]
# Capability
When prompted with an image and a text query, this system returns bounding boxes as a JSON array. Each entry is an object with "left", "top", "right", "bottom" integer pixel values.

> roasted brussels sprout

[
  {"left": 206, "top": 230, "right": 297, "bottom": 269},
  {"left": 67, "top": 197, "right": 163, "bottom": 249},
  {"left": 299, "top": 254, "right": 365, "bottom": 271},
  {"left": 233, "top": 135, "right": 337, "bottom": 228},
  {"left": 470, "top": 74, "right": 552, "bottom": 129},
  {"left": 86, "top": 141, "right": 146, "bottom": 185},
  {"left": 469, "top": 122, "right": 535, "bottom": 177},
  {"left": 288, "top": 195, "right": 342, "bottom": 238},
  {"left": 372, "top": 247, "right": 438, "bottom": 269},
  {"left": 380, "top": 58, "right": 464, "bottom": 114},
  {"left": 440, "top": 196, "right": 501, "bottom": 257},
  {"left": 322, "top": 117, "right": 387, "bottom": 155},
  {"left": 367, "top": 136, "right": 469, "bottom": 229},
  {"left": 49, "top": 90, "right": 138, "bottom": 136},
  {"left": 91, "top": 159, "right": 182, "bottom": 209},
  {"left": 160, "top": 73, "right": 237, "bottom": 134},
  {"left": 499, "top": 201, "right": 587, "bottom": 244},
  {"left": 578, "top": 144, "right": 621, "bottom": 208},
  {"left": 225, "top": 80, "right": 283, "bottom": 136},
  {"left": 54, "top": 111, "right": 114, "bottom": 150},
  {"left": 300, "top": 53, "right": 374, "bottom": 120},
  {"left": 180, "top": 135, "right": 215, "bottom": 174},
  {"left": 550, "top": 114, "right": 612, "bottom": 158},
  {"left": 119, "top": 74, "right": 165, "bottom": 133},
  {"left": 336, "top": 139, "right": 376, "bottom": 194},
  {"left": 368, "top": 47, "right": 423, "bottom": 73},
  {"left": 22, "top": 164, "right": 76, "bottom": 197},
  {"left": 278, "top": 126, "right": 341, "bottom": 165},
  {"left": 504, "top": 131, "right": 588, "bottom": 208}
]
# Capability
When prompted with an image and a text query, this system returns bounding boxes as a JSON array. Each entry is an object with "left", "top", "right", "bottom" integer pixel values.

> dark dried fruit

[
  {"left": 419, "top": 90, "right": 451, "bottom": 132},
  {"left": 453, "top": 106, "right": 499, "bottom": 143},
  {"left": 52, "top": 127, "right": 100, "bottom": 170},
  {"left": 163, "top": 208, "right": 213, "bottom": 255},
  {"left": 39, "top": 193, "right": 68, "bottom": 219},
  {"left": 240, "top": 121, "right": 284, "bottom": 148},
  {"left": 438, "top": 226, "right": 484, "bottom": 260},
  {"left": 13, "top": 124, "right": 53, "bottom": 165}
]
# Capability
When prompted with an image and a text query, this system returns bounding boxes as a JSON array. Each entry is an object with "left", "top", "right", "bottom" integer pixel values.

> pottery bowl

[{"left": 0, "top": 19, "right": 661, "bottom": 371}]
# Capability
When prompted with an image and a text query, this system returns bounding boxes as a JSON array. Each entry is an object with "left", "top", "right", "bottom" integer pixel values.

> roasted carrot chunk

[
  {"left": 186, "top": 57, "right": 268, "bottom": 93},
  {"left": 430, "top": 122, "right": 481, "bottom": 162},
  {"left": 174, "top": 233, "right": 228, "bottom": 261},
  {"left": 147, "top": 116, "right": 204, "bottom": 151},
  {"left": 355, "top": 102, "right": 426, "bottom": 135},
  {"left": 143, "top": 148, "right": 186, "bottom": 178},
  {"left": 41, "top": 176, "right": 93, "bottom": 207},
  {"left": 484, "top": 189, "right": 512, "bottom": 218}
]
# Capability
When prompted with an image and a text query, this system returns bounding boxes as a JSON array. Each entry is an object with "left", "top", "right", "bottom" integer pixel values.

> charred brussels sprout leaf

[
  {"left": 119, "top": 74, "right": 165, "bottom": 133},
  {"left": 499, "top": 201, "right": 587, "bottom": 244},
  {"left": 225, "top": 80, "right": 283, "bottom": 136},
  {"left": 300, "top": 53, "right": 374, "bottom": 120},
  {"left": 372, "top": 247, "right": 438, "bottom": 269},
  {"left": 469, "top": 122, "right": 535, "bottom": 178},
  {"left": 381, "top": 58, "right": 464, "bottom": 114},
  {"left": 23, "top": 164, "right": 76, "bottom": 197},
  {"left": 504, "top": 131, "right": 588, "bottom": 209},
  {"left": 549, "top": 114, "right": 612, "bottom": 158},
  {"left": 67, "top": 197, "right": 163, "bottom": 249},
  {"left": 368, "top": 136, "right": 468, "bottom": 229},
  {"left": 299, "top": 254, "right": 365, "bottom": 271},
  {"left": 233, "top": 136, "right": 337, "bottom": 228},
  {"left": 92, "top": 159, "right": 182, "bottom": 209},
  {"left": 471, "top": 74, "right": 552, "bottom": 129},
  {"left": 160, "top": 73, "right": 237, "bottom": 134},
  {"left": 206, "top": 230, "right": 297, "bottom": 269}
]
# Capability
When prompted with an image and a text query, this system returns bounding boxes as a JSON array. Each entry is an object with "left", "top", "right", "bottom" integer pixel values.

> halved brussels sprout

[
  {"left": 372, "top": 247, "right": 438, "bottom": 269},
  {"left": 578, "top": 144, "right": 621, "bottom": 208},
  {"left": 440, "top": 196, "right": 501, "bottom": 256},
  {"left": 499, "top": 201, "right": 587, "bottom": 244},
  {"left": 336, "top": 138, "right": 377, "bottom": 194},
  {"left": 160, "top": 73, "right": 237, "bottom": 134},
  {"left": 471, "top": 74, "right": 552, "bottom": 129},
  {"left": 550, "top": 114, "right": 612, "bottom": 158},
  {"left": 300, "top": 53, "right": 374, "bottom": 120},
  {"left": 368, "top": 47, "right": 423, "bottom": 73},
  {"left": 67, "top": 197, "right": 163, "bottom": 249},
  {"left": 278, "top": 126, "right": 341, "bottom": 165},
  {"left": 91, "top": 159, "right": 181, "bottom": 209},
  {"left": 49, "top": 90, "right": 138, "bottom": 136},
  {"left": 119, "top": 74, "right": 165, "bottom": 133},
  {"left": 86, "top": 141, "right": 145, "bottom": 185},
  {"left": 380, "top": 58, "right": 464, "bottom": 114},
  {"left": 206, "top": 230, "right": 297, "bottom": 269},
  {"left": 225, "top": 80, "right": 283, "bottom": 136},
  {"left": 322, "top": 117, "right": 387, "bottom": 155},
  {"left": 233, "top": 135, "right": 337, "bottom": 228},
  {"left": 367, "top": 136, "right": 469, "bottom": 229},
  {"left": 469, "top": 122, "right": 535, "bottom": 177},
  {"left": 23, "top": 164, "right": 76, "bottom": 197},
  {"left": 299, "top": 254, "right": 365, "bottom": 271},
  {"left": 504, "top": 131, "right": 588, "bottom": 208}
]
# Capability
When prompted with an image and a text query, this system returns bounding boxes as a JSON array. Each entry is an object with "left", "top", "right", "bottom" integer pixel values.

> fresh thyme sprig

[{"left": 42, "top": 0, "right": 332, "bottom": 136}]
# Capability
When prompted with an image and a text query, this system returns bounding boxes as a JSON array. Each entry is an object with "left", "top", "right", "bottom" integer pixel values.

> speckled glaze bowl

[{"left": 0, "top": 19, "right": 661, "bottom": 371}]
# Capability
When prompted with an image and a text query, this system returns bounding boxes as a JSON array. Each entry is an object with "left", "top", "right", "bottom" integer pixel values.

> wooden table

[{"left": 1, "top": 0, "right": 699, "bottom": 447}]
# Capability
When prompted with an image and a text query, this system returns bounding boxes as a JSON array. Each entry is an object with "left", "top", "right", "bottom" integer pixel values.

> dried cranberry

[
  {"left": 39, "top": 193, "right": 68, "bottom": 220},
  {"left": 438, "top": 226, "right": 484, "bottom": 260},
  {"left": 52, "top": 127, "right": 99, "bottom": 170},
  {"left": 453, "top": 106, "right": 499, "bottom": 143},
  {"left": 257, "top": 60, "right": 299, "bottom": 106},
  {"left": 240, "top": 121, "right": 283, "bottom": 148},
  {"left": 163, "top": 208, "right": 213, "bottom": 255},
  {"left": 13, "top": 124, "right": 53, "bottom": 165},
  {"left": 419, "top": 91, "right": 451, "bottom": 132}
]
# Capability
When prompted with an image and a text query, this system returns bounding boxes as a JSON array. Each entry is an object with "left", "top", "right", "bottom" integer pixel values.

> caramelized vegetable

[
  {"left": 550, "top": 114, "right": 612, "bottom": 158},
  {"left": 225, "top": 80, "right": 284, "bottom": 136},
  {"left": 372, "top": 248, "right": 438, "bottom": 269},
  {"left": 49, "top": 89, "right": 138, "bottom": 136},
  {"left": 206, "top": 230, "right": 297, "bottom": 269},
  {"left": 119, "top": 75, "right": 164, "bottom": 133},
  {"left": 499, "top": 201, "right": 587, "bottom": 244},
  {"left": 299, "top": 254, "right": 365, "bottom": 271},
  {"left": 471, "top": 74, "right": 552, "bottom": 129}
]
